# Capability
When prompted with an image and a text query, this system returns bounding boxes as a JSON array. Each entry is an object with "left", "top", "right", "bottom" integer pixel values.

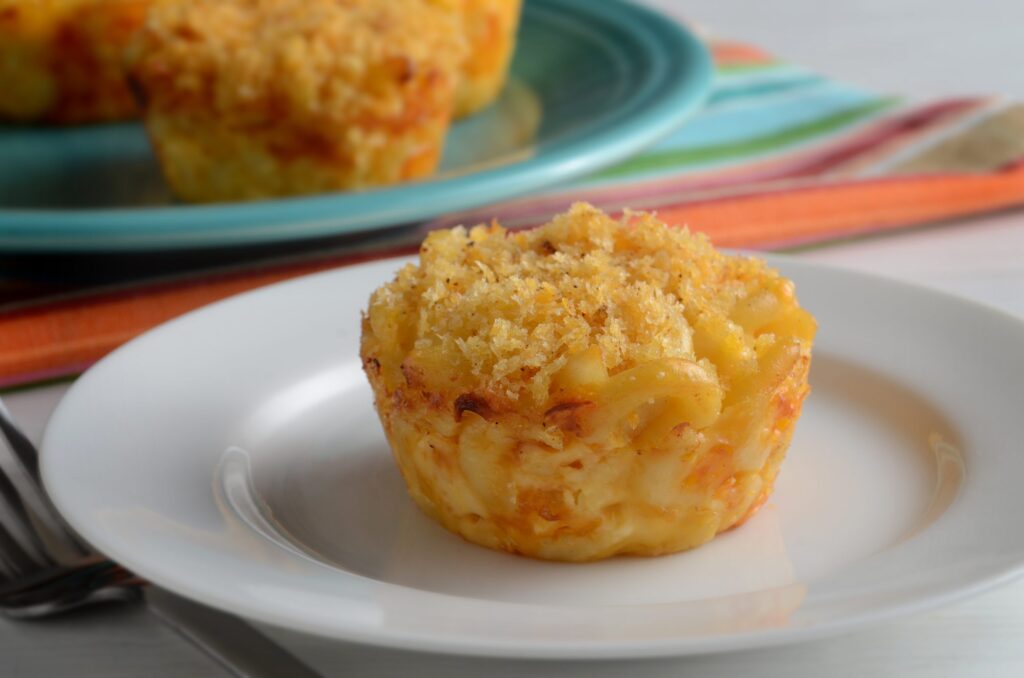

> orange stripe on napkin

[
  {"left": 663, "top": 161, "right": 1024, "bottom": 249},
  {"left": 1, "top": 166, "right": 1023, "bottom": 390},
  {"left": 709, "top": 41, "right": 776, "bottom": 67},
  {"left": 0, "top": 246, "right": 416, "bottom": 389}
]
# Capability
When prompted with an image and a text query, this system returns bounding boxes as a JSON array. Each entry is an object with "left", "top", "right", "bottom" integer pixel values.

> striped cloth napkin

[{"left": 2, "top": 40, "right": 1024, "bottom": 390}]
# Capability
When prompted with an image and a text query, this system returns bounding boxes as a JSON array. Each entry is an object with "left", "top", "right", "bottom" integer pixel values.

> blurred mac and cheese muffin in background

[
  {"left": 450, "top": 0, "right": 522, "bottom": 118},
  {"left": 362, "top": 203, "right": 816, "bottom": 562},
  {"left": 126, "top": 0, "right": 466, "bottom": 203},
  {"left": 0, "top": 0, "right": 148, "bottom": 123}
]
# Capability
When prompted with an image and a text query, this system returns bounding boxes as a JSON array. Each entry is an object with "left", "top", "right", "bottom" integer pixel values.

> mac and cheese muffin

[
  {"left": 451, "top": 0, "right": 521, "bottom": 118},
  {"left": 361, "top": 203, "right": 816, "bottom": 562},
  {"left": 126, "top": 0, "right": 466, "bottom": 202},
  {"left": 0, "top": 0, "right": 148, "bottom": 123}
]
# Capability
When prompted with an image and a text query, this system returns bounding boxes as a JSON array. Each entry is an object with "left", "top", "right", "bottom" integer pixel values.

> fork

[
  {"left": 0, "top": 397, "right": 321, "bottom": 677},
  {"left": 0, "top": 398, "right": 143, "bottom": 618}
]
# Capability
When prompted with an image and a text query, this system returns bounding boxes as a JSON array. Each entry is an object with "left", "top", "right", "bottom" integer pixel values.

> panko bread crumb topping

[
  {"left": 450, "top": 0, "right": 521, "bottom": 117},
  {"left": 128, "top": 0, "right": 467, "bottom": 201},
  {"left": 362, "top": 203, "right": 816, "bottom": 561}
]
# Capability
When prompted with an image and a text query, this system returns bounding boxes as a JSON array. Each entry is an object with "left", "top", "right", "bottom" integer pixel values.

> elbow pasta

[{"left": 361, "top": 203, "right": 815, "bottom": 561}]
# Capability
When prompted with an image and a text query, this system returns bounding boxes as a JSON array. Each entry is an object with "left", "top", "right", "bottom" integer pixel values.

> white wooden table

[{"left": 5, "top": 1, "right": 1024, "bottom": 675}]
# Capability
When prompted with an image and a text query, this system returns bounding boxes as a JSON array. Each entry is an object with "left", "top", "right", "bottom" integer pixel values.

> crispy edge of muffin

[{"left": 452, "top": 0, "right": 522, "bottom": 118}]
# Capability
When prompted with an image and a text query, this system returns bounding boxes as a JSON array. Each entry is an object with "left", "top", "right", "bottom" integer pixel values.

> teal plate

[{"left": 0, "top": 0, "right": 711, "bottom": 252}]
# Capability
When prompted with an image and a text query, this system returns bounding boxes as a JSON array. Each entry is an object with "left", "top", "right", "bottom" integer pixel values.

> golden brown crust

[
  {"left": 127, "top": 0, "right": 467, "bottom": 202},
  {"left": 0, "top": 0, "right": 148, "bottom": 124},
  {"left": 451, "top": 0, "right": 522, "bottom": 118},
  {"left": 361, "top": 204, "right": 816, "bottom": 561}
]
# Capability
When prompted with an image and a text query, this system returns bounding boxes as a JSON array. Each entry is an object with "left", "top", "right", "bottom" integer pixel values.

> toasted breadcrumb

[
  {"left": 366, "top": 202, "right": 813, "bottom": 410},
  {"left": 128, "top": 0, "right": 467, "bottom": 201}
]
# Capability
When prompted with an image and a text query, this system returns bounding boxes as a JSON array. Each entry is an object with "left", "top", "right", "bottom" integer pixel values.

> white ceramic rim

[{"left": 40, "top": 256, "right": 1024, "bottom": 659}]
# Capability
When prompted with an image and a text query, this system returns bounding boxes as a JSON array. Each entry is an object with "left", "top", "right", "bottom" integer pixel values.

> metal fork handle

[
  {"left": 2, "top": 581, "right": 143, "bottom": 620},
  {"left": 0, "top": 558, "right": 143, "bottom": 616},
  {"left": 0, "top": 397, "right": 323, "bottom": 676},
  {"left": 0, "top": 557, "right": 140, "bottom": 599}
]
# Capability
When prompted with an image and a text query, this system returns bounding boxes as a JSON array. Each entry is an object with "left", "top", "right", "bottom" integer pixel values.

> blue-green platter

[{"left": 0, "top": 0, "right": 711, "bottom": 251}]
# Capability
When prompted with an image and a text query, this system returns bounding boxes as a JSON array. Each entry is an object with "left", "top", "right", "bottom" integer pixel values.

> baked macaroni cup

[
  {"left": 0, "top": 0, "right": 148, "bottom": 124},
  {"left": 361, "top": 203, "right": 816, "bottom": 562},
  {"left": 451, "top": 0, "right": 522, "bottom": 118},
  {"left": 126, "top": 0, "right": 466, "bottom": 203}
]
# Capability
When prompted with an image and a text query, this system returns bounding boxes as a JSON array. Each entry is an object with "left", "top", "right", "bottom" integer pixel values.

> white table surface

[{"left": 5, "top": 1, "right": 1024, "bottom": 675}]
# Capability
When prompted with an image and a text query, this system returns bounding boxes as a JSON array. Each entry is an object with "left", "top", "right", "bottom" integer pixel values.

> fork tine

[
  {"left": 0, "top": 469, "right": 54, "bottom": 570},
  {"left": 0, "top": 402, "right": 40, "bottom": 481},
  {"left": 0, "top": 399, "right": 89, "bottom": 557},
  {"left": 0, "top": 515, "right": 42, "bottom": 581}
]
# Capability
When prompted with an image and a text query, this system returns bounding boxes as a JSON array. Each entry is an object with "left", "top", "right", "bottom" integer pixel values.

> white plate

[{"left": 41, "top": 256, "right": 1024, "bottom": 659}]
